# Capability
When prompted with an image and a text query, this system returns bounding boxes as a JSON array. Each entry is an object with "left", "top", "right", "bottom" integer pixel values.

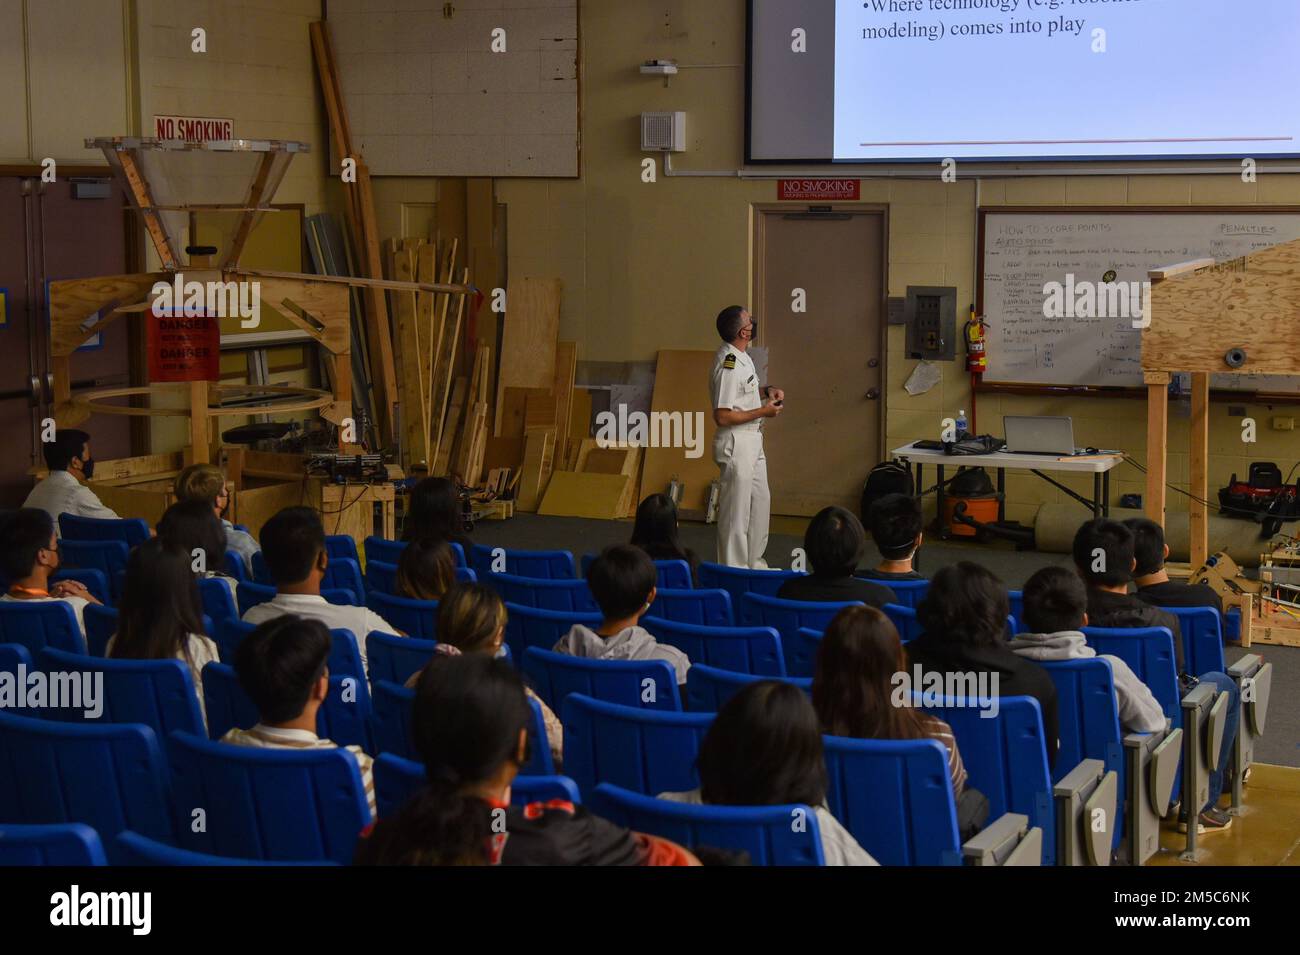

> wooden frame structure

[{"left": 1145, "top": 238, "right": 1300, "bottom": 645}]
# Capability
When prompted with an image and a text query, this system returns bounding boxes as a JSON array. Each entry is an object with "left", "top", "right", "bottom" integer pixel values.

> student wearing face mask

[
  {"left": 22, "top": 429, "right": 120, "bottom": 533},
  {"left": 0, "top": 507, "right": 102, "bottom": 636},
  {"left": 710, "top": 305, "right": 783, "bottom": 569}
]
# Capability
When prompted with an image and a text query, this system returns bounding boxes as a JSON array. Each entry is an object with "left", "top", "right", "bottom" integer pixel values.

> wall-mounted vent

[{"left": 641, "top": 111, "right": 686, "bottom": 152}]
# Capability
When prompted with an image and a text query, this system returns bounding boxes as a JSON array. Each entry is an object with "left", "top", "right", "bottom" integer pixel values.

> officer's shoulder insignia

[{"left": 722, "top": 354, "right": 737, "bottom": 369}]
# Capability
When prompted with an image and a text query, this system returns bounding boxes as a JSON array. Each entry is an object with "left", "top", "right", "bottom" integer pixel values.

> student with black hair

[
  {"left": 356, "top": 653, "right": 698, "bottom": 865},
  {"left": 860, "top": 493, "right": 926, "bottom": 581},
  {"left": 776, "top": 506, "right": 895, "bottom": 607},
  {"left": 906, "top": 562, "right": 1060, "bottom": 768},
  {"left": 107, "top": 538, "right": 219, "bottom": 721},
  {"left": 630, "top": 493, "right": 699, "bottom": 584},
  {"left": 0, "top": 507, "right": 101, "bottom": 635},
  {"left": 814, "top": 605, "right": 969, "bottom": 799},
  {"left": 1072, "top": 519, "right": 1239, "bottom": 833},
  {"left": 401, "top": 476, "right": 471, "bottom": 551},
  {"left": 223, "top": 615, "right": 376, "bottom": 819},
  {"left": 659, "top": 680, "right": 877, "bottom": 866},
  {"left": 1009, "top": 566, "right": 1163, "bottom": 733},
  {"left": 395, "top": 538, "right": 457, "bottom": 602},
  {"left": 553, "top": 544, "right": 690, "bottom": 684},
  {"left": 22, "top": 428, "right": 120, "bottom": 531},
  {"left": 1124, "top": 517, "right": 1223, "bottom": 612},
  {"left": 242, "top": 507, "right": 399, "bottom": 670},
  {"left": 158, "top": 498, "right": 240, "bottom": 602}
]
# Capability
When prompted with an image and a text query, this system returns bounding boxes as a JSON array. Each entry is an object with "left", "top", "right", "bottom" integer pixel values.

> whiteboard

[{"left": 981, "top": 211, "right": 1300, "bottom": 391}]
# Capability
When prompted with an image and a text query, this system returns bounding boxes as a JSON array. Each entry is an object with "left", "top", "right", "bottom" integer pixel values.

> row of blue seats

[{"left": 0, "top": 690, "right": 1034, "bottom": 866}]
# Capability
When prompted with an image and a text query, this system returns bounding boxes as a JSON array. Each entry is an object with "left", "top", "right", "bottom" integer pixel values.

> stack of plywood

[
  {"left": 539, "top": 440, "right": 644, "bottom": 520},
  {"left": 383, "top": 236, "right": 471, "bottom": 476}
]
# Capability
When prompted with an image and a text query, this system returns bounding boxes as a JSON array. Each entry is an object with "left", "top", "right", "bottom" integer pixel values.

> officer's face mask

[
  {"left": 744, "top": 319, "right": 758, "bottom": 340},
  {"left": 78, "top": 455, "right": 95, "bottom": 480}
]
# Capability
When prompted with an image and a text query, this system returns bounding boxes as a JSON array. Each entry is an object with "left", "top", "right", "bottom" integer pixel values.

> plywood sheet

[
  {"left": 640, "top": 350, "right": 719, "bottom": 516},
  {"left": 483, "top": 435, "right": 526, "bottom": 473},
  {"left": 516, "top": 428, "right": 555, "bottom": 512},
  {"left": 495, "top": 278, "right": 560, "bottom": 434},
  {"left": 539, "top": 472, "right": 630, "bottom": 520},
  {"left": 500, "top": 386, "right": 553, "bottom": 438}
]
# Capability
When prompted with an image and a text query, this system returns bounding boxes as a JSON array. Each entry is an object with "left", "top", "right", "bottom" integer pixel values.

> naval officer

[{"left": 710, "top": 306, "right": 783, "bottom": 568}]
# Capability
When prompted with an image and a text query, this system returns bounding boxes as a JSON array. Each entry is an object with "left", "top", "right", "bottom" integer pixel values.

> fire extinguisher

[{"left": 964, "top": 305, "right": 988, "bottom": 374}]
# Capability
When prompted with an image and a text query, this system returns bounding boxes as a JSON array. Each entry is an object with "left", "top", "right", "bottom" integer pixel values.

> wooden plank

[
  {"left": 223, "top": 151, "right": 279, "bottom": 269},
  {"left": 425, "top": 243, "right": 456, "bottom": 460},
  {"left": 1148, "top": 258, "right": 1215, "bottom": 281},
  {"left": 1145, "top": 380, "right": 1168, "bottom": 526},
  {"left": 239, "top": 268, "right": 469, "bottom": 296},
  {"left": 464, "top": 401, "right": 489, "bottom": 487},
  {"left": 583, "top": 447, "right": 631, "bottom": 474},
  {"left": 189, "top": 381, "right": 210, "bottom": 463},
  {"left": 466, "top": 178, "right": 500, "bottom": 376},
  {"left": 117, "top": 150, "right": 180, "bottom": 269},
  {"left": 494, "top": 278, "right": 560, "bottom": 435},
  {"left": 516, "top": 429, "right": 555, "bottom": 512},
  {"left": 483, "top": 435, "right": 525, "bottom": 473},
  {"left": 552, "top": 340, "right": 577, "bottom": 463},
  {"left": 568, "top": 387, "right": 592, "bottom": 468},
  {"left": 639, "top": 350, "right": 720, "bottom": 516},
  {"left": 48, "top": 274, "right": 167, "bottom": 357},
  {"left": 524, "top": 391, "right": 559, "bottom": 432},
  {"left": 391, "top": 246, "right": 428, "bottom": 470},
  {"left": 438, "top": 376, "right": 469, "bottom": 476},
  {"left": 429, "top": 268, "right": 469, "bottom": 470},
  {"left": 354, "top": 161, "right": 399, "bottom": 443},
  {"left": 538, "top": 471, "right": 630, "bottom": 520},
  {"left": 501, "top": 386, "right": 552, "bottom": 438},
  {"left": 1144, "top": 237, "right": 1300, "bottom": 374},
  {"left": 1189, "top": 372, "right": 1210, "bottom": 568}
]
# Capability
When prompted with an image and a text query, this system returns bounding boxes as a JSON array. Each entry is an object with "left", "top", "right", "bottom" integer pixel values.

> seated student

[
  {"left": 553, "top": 544, "right": 690, "bottom": 685},
  {"left": 395, "top": 538, "right": 456, "bottom": 602},
  {"left": 401, "top": 476, "right": 471, "bottom": 553},
  {"left": 776, "top": 506, "right": 896, "bottom": 607},
  {"left": 157, "top": 499, "right": 239, "bottom": 602},
  {"left": 1009, "top": 566, "right": 1164, "bottom": 733},
  {"left": 356, "top": 653, "right": 697, "bottom": 865},
  {"left": 223, "top": 616, "right": 376, "bottom": 819},
  {"left": 1072, "top": 519, "right": 1240, "bottom": 833},
  {"left": 813, "top": 604, "right": 970, "bottom": 800},
  {"left": 860, "top": 493, "right": 926, "bottom": 582},
  {"left": 0, "top": 507, "right": 101, "bottom": 635},
  {"left": 242, "top": 507, "right": 400, "bottom": 671},
  {"left": 404, "top": 584, "right": 563, "bottom": 768},
  {"left": 629, "top": 493, "right": 700, "bottom": 584},
  {"left": 906, "top": 562, "right": 1060, "bottom": 768},
  {"left": 107, "top": 538, "right": 219, "bottom": 722},
  {"left": 1124, "top": 517, "right": 1224, "bottom": 613},
  {"left": 22, "top": 428, "right": 120, "bottom": 532},
  {"left": 174, "top": 463, "right": 259, "bottom": 575},
  {"left": 659, "top": 680, "right": 878, "bottom": 866}
]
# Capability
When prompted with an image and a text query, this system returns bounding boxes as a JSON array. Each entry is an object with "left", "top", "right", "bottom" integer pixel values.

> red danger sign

[
  {"left": 777, "top": 178, "right": 861, "bottom": 200},
  {"left": 153, "top": 115, "right": 234, "bottom": 142},
  {"left": 148, "top": 313, "right": 220, "bottom": 382}
]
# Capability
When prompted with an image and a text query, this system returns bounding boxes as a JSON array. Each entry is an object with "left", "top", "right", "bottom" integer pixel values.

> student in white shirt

[
  {"left": 173, "top": 463, "right": 259, "bottom": 575},
  {"left": 0, "top": 507, "right": 100, "bottom": 637},
  {"left": 241, "top": 507, "right": 399, "bottom": 670},
  {"left": 157, "top": 499, "right": 240, "bottom": 604},
  {"left": 22, "top": 428, "right": 119, "bottom": 534},
  {"left": 105, "top": 538, "right": 218, "bottom": 726},
  {"left": 658, "top": 680, "right": 878, "bottom": 867},
  {"left": 221, "top": 615, "right": 376, "bottom": 819}
]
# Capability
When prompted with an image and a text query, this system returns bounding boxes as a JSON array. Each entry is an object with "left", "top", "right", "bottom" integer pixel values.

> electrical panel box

[{"left": 904, "top": 286, "right": 957, "bottom": 361}]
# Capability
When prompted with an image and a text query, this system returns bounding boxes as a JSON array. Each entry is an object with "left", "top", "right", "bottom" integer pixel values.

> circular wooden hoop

[{"left": 70, "top": 383, "right": 333, "bottom": 418}]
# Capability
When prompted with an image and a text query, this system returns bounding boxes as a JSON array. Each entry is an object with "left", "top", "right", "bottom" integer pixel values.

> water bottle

[{"left": 955, "top": 409, "right": 968, "bottom": 436}]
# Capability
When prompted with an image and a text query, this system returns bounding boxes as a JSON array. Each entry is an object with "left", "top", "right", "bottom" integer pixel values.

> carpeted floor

[{"left": 468, "top": 512, "right": 1299, "bottom": 767}]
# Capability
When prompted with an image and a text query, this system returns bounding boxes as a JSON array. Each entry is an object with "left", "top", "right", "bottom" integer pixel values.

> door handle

[
  {"left": 865, "top": 388, "right": 880, "bottom": 400},
  {"left": 867, "top": 358, "right": 879, "bottom": 368}
]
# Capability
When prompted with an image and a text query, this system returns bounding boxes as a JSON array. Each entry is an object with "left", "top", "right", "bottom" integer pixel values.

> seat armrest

[
  {"left": 1228, "top": 653, "right": 1262, "bottom": 680},
  {"left": 962, "top": 812, "right": 1041, "bottom": 866},
  {"left": 1053, "top": 758, "right": 1105, "bottom": 798}
]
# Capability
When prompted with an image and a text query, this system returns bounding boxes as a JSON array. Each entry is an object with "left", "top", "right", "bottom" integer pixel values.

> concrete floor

[{"left": 469, "top": 512, "right": 1300, "bottom": 769}]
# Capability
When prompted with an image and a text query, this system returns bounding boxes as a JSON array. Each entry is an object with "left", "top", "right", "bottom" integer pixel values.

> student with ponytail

[{"left": 356, "top": 653, "right": 698, "bottom": 866}]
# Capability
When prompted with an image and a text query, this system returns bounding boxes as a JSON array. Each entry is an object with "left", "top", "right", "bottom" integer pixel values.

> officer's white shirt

[
  {"left": 710, "top": 342, "right": 763, "bottom": 433},
  {"left": 22, "top": 470, "right": 120, "bottom": 535}
]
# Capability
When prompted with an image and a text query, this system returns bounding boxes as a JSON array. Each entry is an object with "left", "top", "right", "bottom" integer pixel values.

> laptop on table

[{"left": 1002, "top": 416, "right": 1099, "bottom": 456}]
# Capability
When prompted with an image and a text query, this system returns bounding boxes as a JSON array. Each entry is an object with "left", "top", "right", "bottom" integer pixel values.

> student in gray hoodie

[
  {"left": 553, "top": 544, "right": 690, "bottom": 685},
  {"left": 1010, "top": 566, "right": 1165, "bottom": 733}
]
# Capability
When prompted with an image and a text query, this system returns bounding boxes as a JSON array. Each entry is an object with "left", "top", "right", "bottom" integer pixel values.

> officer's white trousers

[{"left": 713, "top": 429, "right": 770, "bottom": 569}]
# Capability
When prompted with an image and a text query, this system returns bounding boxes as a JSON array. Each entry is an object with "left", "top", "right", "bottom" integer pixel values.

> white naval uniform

[{"left": 709, "top": 342, "right": 770, "bottom": 569}]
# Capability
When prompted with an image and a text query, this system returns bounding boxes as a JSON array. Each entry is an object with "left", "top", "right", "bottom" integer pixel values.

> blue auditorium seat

[
  {"left": 648, "top": 587, "right": 733, "bottom": 627},
  {"left": 642, "top": 616, "right": 785, "bottom": 676},
  {"left": 739, "top": 593, "right": 862, "bottom": 674},
  {"left": 0, "top": 823, "right": 107, "bottom": 866},
  {"left": 684, "top": 664, "right": 812, "bottom": 713},
  {"left": 473, "top": 544, "right": 575, "bottom": 580}
]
